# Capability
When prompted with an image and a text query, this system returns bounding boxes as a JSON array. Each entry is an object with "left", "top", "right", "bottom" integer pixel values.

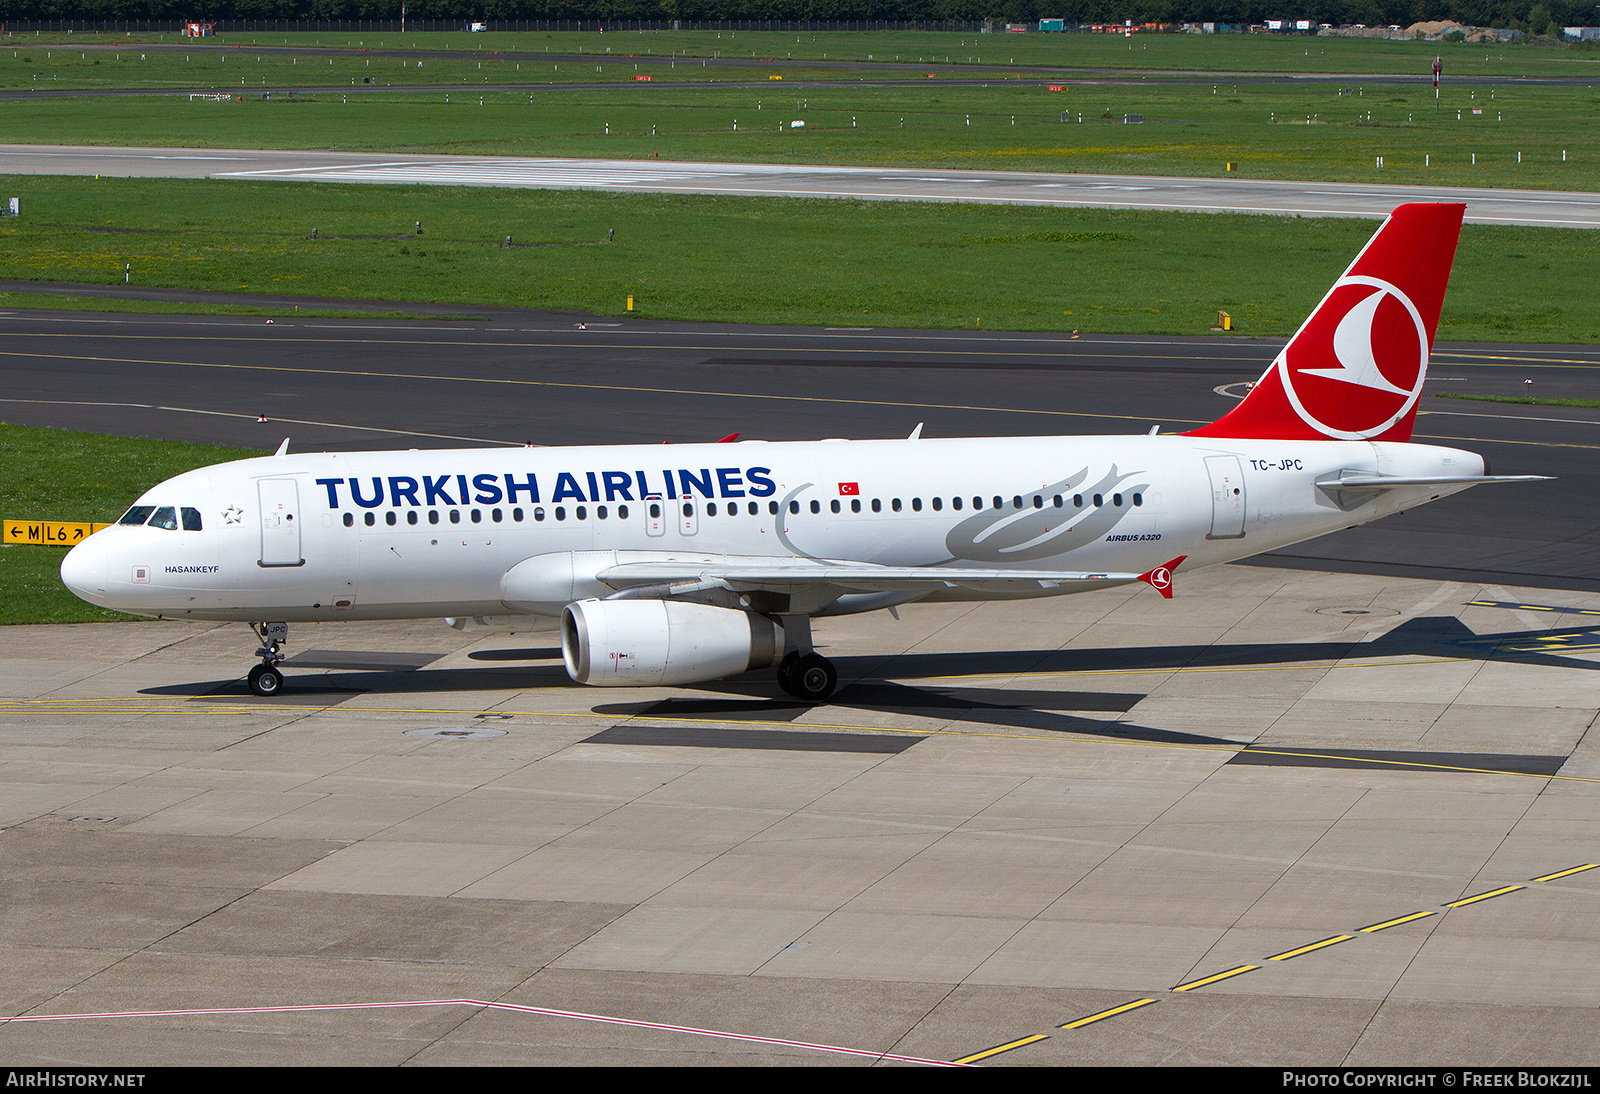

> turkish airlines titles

[{"left": 313, "top": 465, "right": 779, "bottom": 510}]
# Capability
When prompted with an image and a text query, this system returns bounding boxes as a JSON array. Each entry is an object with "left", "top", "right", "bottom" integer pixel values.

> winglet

[
  {"left": 1138, "top": 556, "right": 1186, "bottom": 599},
  {"left": 716, "top": 433, "right": 741, "bottom": 444},
  {"left": 274, "top": 438, "right": 291, "bottom": 457}
]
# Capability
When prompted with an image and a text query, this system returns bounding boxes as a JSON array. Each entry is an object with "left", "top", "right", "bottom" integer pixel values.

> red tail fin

[{"left": 1188, "top": 203, "right": 1464, "bottom": 442}]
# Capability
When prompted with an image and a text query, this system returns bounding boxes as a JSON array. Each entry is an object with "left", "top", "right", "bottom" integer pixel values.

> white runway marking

[{"left": 0, "top": 997, "right": 965, "bottom": 1065}]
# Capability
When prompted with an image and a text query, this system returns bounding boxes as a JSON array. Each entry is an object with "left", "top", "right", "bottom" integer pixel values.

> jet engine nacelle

[{"left": 562, "top": 599, "right": 784, "bottom": 687}]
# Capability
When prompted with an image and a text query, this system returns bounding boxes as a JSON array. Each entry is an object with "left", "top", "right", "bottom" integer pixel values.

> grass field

[
  {"left": 3, "top": 83, "right": 1596, "bottom": 190},
  {"left": 6, "top": 28, "right": 1600, "bottom": 79},
  {"left": 0, "top": 174, "right": 1593, "bottom": 342},
  {"left": 0, "top": 424, "right": 256, "bottom": 624}
]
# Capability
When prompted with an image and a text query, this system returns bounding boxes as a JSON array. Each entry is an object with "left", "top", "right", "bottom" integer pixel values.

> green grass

[
  {"left": 1, "top": 81, "right": 1593, "bottom": 191},
  {"left": 0, "top": 424, "right": 257, "bottom": 624},
  {"left": 0, "top": 174, "right": 1595, "bottom": 342},
  {"left": 8, "top": 28, "right": 1600, "bottom": 79}
]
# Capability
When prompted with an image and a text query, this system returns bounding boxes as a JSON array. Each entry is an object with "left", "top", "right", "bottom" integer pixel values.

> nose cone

[{"left": 61, "top": 536, "right": 109, "bottom": 606}]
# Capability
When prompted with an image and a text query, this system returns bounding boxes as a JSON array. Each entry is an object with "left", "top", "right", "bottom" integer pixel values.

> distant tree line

[{"left": 1, "top": 0, "right": 1593, "bottom": 35}]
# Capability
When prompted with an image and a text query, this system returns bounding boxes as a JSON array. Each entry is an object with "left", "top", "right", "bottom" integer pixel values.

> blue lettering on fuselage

[{"left": 311, "top": 467, "right": 777, "bottom": 508}]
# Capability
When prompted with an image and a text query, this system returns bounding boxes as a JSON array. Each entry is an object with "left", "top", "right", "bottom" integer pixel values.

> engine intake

[{"left": 562, "top": 599, "right": 784, "bottom": 688}]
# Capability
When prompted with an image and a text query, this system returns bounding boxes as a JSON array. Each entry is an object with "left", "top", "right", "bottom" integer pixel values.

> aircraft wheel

[
  {"left": 775, "top": 651, "right": 802, "bottom": 697},
  {"left": 790, "top": 654, "right": 837, "bottom": 703},
  {"left": 247, "top": 664, "right": 284, "bottom": 698}
]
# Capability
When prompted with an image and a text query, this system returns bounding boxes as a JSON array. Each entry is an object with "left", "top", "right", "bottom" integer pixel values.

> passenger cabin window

[{"left": 343, "top": 513, "right": 354, "bottom": 527}]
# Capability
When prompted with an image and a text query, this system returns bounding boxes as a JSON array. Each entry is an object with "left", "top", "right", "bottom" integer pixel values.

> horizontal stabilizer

[{"left": 1317, "top": 473, "right": 1550, "bottom": 489}]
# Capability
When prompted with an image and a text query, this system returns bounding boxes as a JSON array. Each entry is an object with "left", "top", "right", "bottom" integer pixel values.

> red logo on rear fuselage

[{"left": 1278, "top": 276, "right": 1429, "bottom": 440}]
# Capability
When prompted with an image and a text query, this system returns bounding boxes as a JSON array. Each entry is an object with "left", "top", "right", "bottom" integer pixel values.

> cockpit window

[
  {"left": 118, "top": 505, "right": 155, "bottom": 526},
  {"left": 181, "top": 507, "right": 203, "bottom": 532},
  {"left": 148, "top": 506, "right": 179, "bottom": 531}
]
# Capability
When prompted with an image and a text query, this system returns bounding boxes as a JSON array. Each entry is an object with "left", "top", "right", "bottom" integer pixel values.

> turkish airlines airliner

[{"left": 60, "top": 203, "right": 1541, "bottom": 700}]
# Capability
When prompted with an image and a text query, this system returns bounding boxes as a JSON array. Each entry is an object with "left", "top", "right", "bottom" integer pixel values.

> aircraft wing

[{"left": 594, "top": 557, "right": 1184, "bottom": 597}]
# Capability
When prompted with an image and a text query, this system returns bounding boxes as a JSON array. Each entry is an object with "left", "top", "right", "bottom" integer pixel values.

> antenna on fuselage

[{"left": 274, "top": 438, "right": 290, "bottom": 457}]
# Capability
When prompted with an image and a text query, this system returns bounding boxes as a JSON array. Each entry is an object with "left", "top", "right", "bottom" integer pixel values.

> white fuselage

[{"left": 61, "top": 433, "right": 1483, "bottom": 623}]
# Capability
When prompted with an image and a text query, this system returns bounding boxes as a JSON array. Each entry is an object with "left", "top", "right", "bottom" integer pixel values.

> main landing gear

[
  {"left": 773, "top": 615, "right": 837, "bottom": 702},
  {"left": 776, "top": 652, "right": 838, "bottom": 703},
  {"left": 247, "top": 622, "right": 288, "bottom": 697}
]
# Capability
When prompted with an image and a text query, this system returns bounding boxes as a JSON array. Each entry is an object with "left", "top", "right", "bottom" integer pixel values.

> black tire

[
  {"left": 247, "top": 664, "right": 284, "bottom": 697},
  {"left": 790, "top": 654, "right": 837, "bottom": 703},
  {"left": 775, "top": 651, "right": 802, "bottom": 697}
]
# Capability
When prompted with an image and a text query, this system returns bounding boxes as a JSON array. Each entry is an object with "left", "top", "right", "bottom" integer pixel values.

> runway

[{"left": 4, "top": 144, "right": 1599, "bottom": 227}]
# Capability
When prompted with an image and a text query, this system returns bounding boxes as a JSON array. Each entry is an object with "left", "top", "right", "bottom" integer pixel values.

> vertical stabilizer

[{"left": 1188, "top": 203, "right": 1465, "bottom": 442}]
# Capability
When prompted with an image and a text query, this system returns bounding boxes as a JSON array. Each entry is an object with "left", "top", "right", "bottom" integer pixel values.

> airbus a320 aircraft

[{"left": 61, "top": 203, "right": 1540, "bottom": 701}]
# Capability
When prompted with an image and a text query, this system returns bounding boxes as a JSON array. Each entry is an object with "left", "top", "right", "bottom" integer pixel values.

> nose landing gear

[{"left": 247, "top": 622, "right": 288, "bottom": 697}]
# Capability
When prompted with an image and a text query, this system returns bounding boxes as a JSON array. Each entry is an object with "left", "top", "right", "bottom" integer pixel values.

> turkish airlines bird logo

[{"left": 1279, "top": 276, "right": 1429, "bottom": 440}]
